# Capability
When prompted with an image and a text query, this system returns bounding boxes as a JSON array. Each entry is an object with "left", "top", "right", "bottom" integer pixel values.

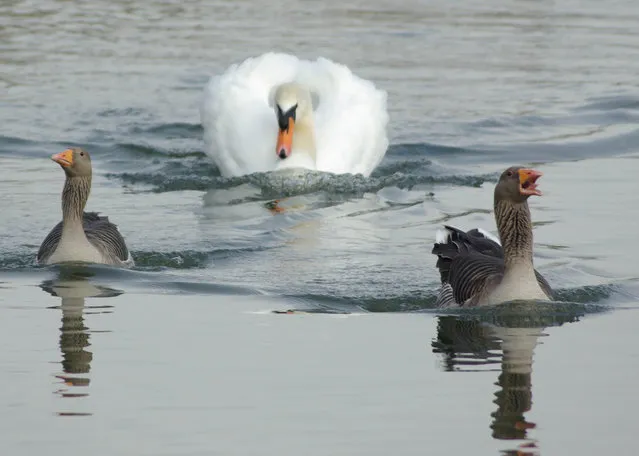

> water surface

[{"left": 2, "top": 0, "right": 639, "bottom": 454}]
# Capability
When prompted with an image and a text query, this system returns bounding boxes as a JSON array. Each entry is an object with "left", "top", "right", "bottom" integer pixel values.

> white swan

[{"left": 200, "top": 53, "right": 389, "bottom": 177}]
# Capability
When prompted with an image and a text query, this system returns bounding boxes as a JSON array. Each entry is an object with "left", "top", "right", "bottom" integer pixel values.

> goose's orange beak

[
  {"left": 51, "top": 149, "right": 74, "bottom": 167},
  {"left": 518, "top": 168, "right": 542, "bottom": 196}
]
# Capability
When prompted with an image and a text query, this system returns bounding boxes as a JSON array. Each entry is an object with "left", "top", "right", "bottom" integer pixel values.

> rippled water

[{"left": 2, "top": 0, "right": 639, "bottom": 454}]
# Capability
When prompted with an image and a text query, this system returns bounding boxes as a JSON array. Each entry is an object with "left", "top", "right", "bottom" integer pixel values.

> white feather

[
  {"left": 435, "top": 228, "right": 453, "bottom": 244},
  {"left": 122, "top": 251, "right": 135, "bottom": 268},
  {"left": 200, "top": 52, "right": 389, "bottom": 177},
  {"left": 477, "top": 227, "right": 501, "bottom": 245}
]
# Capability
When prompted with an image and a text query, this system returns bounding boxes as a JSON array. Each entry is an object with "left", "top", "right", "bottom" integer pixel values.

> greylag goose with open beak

[
  {"left": 36, "top": 148, "right": 134, "bottom": 267},
  {"left": 432, "top": 166, "right": 552, "bottom": 307}
]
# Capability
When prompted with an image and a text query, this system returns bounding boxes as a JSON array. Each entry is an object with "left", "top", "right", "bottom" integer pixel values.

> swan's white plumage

[{"left": 200, "top": 53, "right": 389, "bottom": 177}]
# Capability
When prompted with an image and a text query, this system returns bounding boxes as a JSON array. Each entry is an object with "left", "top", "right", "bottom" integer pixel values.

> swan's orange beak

[
  {"left": 51, "top": 149, "right": 74, "bottom": 167},
  {"left": 276, "top": 117, "right": 294, "bottom": 160},
  {"left": 276, "top": 104, "right": 296, "bottom": 160},
  {"left": 518, "top": 168, "right": 542, "bottom": 196}
]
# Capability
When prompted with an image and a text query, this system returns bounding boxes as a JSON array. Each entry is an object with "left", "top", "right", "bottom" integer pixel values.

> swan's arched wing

[
  {"left": 201, "top": 53, "right": 389, "bottom": 178},
  {"left": 200, "top": 54, "right": 299, "bottom": 177},
  {"left": 297, "top": 58, "right": 389, "bottom": 177}
]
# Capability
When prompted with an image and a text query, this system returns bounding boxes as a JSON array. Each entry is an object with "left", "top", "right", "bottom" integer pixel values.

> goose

[
  {"left": 432, "top": 166, "right": 552, "bottom": 307},
  {"left": 200, "top": 52, "right": 388, "bottom": 177},
  {"left": 36, "top": 148, "right": 134, "bottom": 267}
]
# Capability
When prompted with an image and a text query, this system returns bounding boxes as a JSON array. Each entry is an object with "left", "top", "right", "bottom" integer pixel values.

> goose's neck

[
  {"left": 61, "top": 175, "right": 91, "bottom": 231},
  {"left": 494, "top": 199, "right": 534, "bottom": 271},
  {"left": 293, "top": 115, "right": 317, "bottom": 160}
]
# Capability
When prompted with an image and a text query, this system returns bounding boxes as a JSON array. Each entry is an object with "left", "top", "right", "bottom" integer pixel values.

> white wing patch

[
  {"left": 477, "top": 228, "right": 501, "bottom": 245},
  {"left": 435, "top": 227, "right": 453, "bottom": 244}
]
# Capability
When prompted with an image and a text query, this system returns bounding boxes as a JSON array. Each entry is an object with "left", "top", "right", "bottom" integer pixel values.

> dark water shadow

[
  {"left": 107, "top": 141, "right": 491, "bottom": 196},
  {"left": 431, "top": 303, "right": 585, "bottom": 455},
  {"left": 275, "top": 283, "right": 617, "bottom": 314},
  {"left": 40, "top": 266, "right": 124, "bottom": 417}
]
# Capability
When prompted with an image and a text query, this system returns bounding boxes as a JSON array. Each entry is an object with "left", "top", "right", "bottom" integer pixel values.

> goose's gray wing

[
  {"left": 83, "top": 212, "right": 131, "bottom": 263},
  {"left": 37, "top": 221, "right": 64, "bottom": 264},
  {"left": 432, "top": 225, "right": 553, "bottom": 307},
  {"left": 533, "top": 269, "right": 553, "bottom": 299},
  {"left": 446, "top": 253, "right": 505, "bottom": 307},
  {"left": 433, "top": 225, "right": 503, "bottom": 285},
  {"left": 441, "top": 254, "right": 552, "bottom": 307},
  {"left": 37, "top": 212, "right": 132, "bottom": 266}
]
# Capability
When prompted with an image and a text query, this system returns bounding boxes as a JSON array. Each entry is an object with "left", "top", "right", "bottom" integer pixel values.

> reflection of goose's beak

[
  {"left": 265, "top": 197, "right": 310, "bottom": 215},
  {"left": 276, "top": 104, "right": 296, "bottom": 160},
  {"left": 266, "top": 199, "right": 286, "bottom": 214}
]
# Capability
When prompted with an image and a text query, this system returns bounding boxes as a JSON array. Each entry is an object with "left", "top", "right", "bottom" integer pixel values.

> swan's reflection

[
  {"left": 265, "top": 197, "right": 313, "bottom": 214},
  {"left": 432, "top": 308, "right": 581, "bottom": 455},
  {"left": 40, "top": 267, "right": 123, "bottom": 417}
]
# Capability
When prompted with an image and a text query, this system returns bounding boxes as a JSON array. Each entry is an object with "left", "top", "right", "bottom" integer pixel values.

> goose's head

[
  {"left": 273, "top": 83, "right": 313, "bottom": 160},
  {"left": 495, "top": 166, "right": 542, "bottom": 204},
  {"left": 51, "top": 147, "right": 92, "bottom": 178}
]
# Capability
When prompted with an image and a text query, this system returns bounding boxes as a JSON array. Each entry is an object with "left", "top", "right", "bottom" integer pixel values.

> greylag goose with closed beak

[
  {"left": 432, "top": 166, "right": 553, "bottom": 307},
  {"left": 36, "top": 148, "right": 134, "bottom": 267}
]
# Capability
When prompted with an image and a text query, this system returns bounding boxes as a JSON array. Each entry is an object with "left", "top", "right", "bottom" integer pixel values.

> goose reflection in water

[
  {"left": 40, "top": 266, "right": 123, "bottom": 417},
  {"left": 431, "top": 306, "right": 583, "bottom": 455}
]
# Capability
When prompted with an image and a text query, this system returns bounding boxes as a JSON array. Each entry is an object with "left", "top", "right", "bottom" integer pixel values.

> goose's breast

[{"left": 46, "top": 238, "right": 106, "bottom": 265}]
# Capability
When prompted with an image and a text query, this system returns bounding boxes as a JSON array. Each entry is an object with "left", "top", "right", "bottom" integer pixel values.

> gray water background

[{"left": 2, "top": 0, "right": 639, "bottom": 454}]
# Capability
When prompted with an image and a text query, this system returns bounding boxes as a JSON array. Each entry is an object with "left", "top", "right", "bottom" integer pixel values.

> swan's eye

[
  {"left": 506, "top": 171, "right": 512, "bottom": 177},
  {"left": 80, "top": 151, "right": 84, "bottom": 157}
]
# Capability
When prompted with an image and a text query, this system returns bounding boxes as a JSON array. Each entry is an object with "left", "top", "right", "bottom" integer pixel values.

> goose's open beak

[
  {"left": 51, "top": 149, "right": 74, "bottom": 167},
  {"left": 276, "top": 105, "right": 296, "bottom": 160},
  {"left": 518, "top": 168, "right": 542, "bottom": 196}
]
